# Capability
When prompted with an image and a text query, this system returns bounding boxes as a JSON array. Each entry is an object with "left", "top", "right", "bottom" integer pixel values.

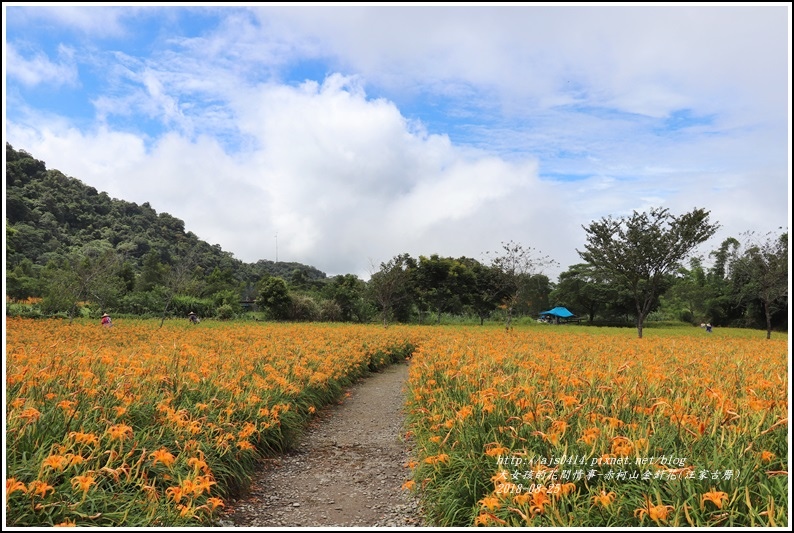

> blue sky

[{"left": 3, "top": 3, "right": 791, "bottom": 279}]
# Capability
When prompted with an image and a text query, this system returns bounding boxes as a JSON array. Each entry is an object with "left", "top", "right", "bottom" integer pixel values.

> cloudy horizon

[{"left": 4, "top": 4, "right": 790, "bottom": 280}]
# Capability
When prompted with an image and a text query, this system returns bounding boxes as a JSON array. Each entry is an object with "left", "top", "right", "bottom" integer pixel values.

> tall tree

[
  {"left": 460, "top": 257, "right": 504, "bottom": 325},
  {"left": 158, "top": 252, "right": 201, "bottom": 328},
  {"left": 413, "top": 255, "right": 475, "bottom": 324},
  {"left": 322, "top": 274, "right": 368, "bottom": 322},
  {"left": 578, "top": 207, "right": 719, "bottom": 338},
  {"left": 704, "top": 237, "right": 742, "bottom": 326},
  {"left": 367, "top": 253, "right": 415, "bottom": 327},
  {"left": 730, "top": 230, "right": 788, "bottom": 339},
  {"left": 256, "top": 276, "right": 292, "bottom": 320}
]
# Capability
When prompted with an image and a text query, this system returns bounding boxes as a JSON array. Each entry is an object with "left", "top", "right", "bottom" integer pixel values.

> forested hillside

[{"left": 5, "top": 143, "right": 326, "bottom": 314}]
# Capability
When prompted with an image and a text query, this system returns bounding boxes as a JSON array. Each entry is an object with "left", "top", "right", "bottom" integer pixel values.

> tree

[
  {"left": 518, "top": 273, "right": 553, "bottom": 318},
  {"left": 159, "top": 252, "right": 201, "bottom": 327},
  {"left": 413, "top": 255, "right": 475, "bottom": 324},
  {"left": 367, "top": 254, "right": 415, "bottom": 327},
  {"left": 485, "top": 241, "right": 556, "bottom": 330},
  {"left": 41, "top": 244, "right": 124, "bottom": 322},
  {"left": 256, "top": 276, "right": 292, "bottom": 320},
  {"left": 6, "top": 258, "right": 40, "bottom": 301},
  {"left": 550, "top": 264, "right": 613, "bottom": 323},
  {"left": 137, "top": 251, "right": 168, "bottom": 292},
  {"left": 461, "top": 258, "right": 504, "bottom": 325},
  {"left": 704, "top": 237, "right": 742, "bottom": 326},
  {"left": 322, "top": 274, "right": 368, "bottom": 322},
  {"left": 660, "top": 257, "right": 716, "bottom": 324},
  {"left": 578, "top": 207, "right": 719, "bottom": 338},
  {"left": 730, "top": 230, "right": 788, "bottom": 339}
]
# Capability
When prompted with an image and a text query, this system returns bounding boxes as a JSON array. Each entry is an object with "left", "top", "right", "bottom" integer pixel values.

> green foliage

[
  {"left": 288, "top": 293, "right": 321, "bottom": 321},
  {"left": 215, "top": 304, "right": 236, "bottom": 320},
  {"left": 322, "top": 274, "right": 370, "bottom": 322},
  {"left": 256, "top": 277, "right": 292, "bottom": 320},
  {"left": 578, "top": 207, "right": 720, "bottom": 338},
  {"left": 724, "top": 231, "right": 788, "bottom": 337},
  {"left": 368, "top": 253, "right": 416, "bottom": 326}
]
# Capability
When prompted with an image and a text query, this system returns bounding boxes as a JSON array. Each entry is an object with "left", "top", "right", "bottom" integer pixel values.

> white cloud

[
  {"left": 5, "top": 43, "right": 78, "bottom": 87},
  {"left": 9, "top": 6, "right": 131, "bottom": 37},
  {"left": 4, "top": 5, "right": 789, "bottom": 282}
]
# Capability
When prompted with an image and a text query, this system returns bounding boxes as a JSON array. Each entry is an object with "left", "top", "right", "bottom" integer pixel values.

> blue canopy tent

[
  {"left": 540, "top": 307, "right": 574, "bottom": 318},
  {"left": 539, "top": 306, "right": 579, "bottom": 324}
]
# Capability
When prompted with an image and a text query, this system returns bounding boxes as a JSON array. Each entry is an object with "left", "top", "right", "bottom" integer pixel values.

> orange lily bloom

[
  {"left": 6, "top": 478, "right": 28, "bottom": 496},
  {"left": 701, "top": 488, "right": 729, "bottom": 509},
  {"left": 70, "top": 474, "right": 95, "bottom": 494},
  {"left": 479, "top": 495, "right": 501, "bottom": 510},
  {"left": 27, "top": 480, "right": 55, "bottom": 498},
  {"left": 150, "top": 448, "right": 176, "bottom": 467},
  {"left": 591, "top": 490, "right": 615, "bottom": 508}
]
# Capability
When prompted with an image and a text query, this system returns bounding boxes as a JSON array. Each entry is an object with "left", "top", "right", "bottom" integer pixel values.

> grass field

[{"left": 5, "top": 318, "right": 789, "bottom": 527}]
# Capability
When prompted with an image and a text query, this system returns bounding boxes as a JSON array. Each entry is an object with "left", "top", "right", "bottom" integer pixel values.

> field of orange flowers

[
  {"left": 5, "top": 318, "right": 422, "bottom": 527},
  {"left": 402, "top": 326, "right": 789, "bottom": 527},
  {"left": 5, "top": 318, "right": 789, "bottom": 527}
]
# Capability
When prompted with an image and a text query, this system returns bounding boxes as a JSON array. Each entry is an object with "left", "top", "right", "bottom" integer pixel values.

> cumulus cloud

[{"left": 4, "top": 5, "right": 789, "bottom": 281}]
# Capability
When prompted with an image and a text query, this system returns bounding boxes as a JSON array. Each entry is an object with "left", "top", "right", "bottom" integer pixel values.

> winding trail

[{"left": 219, "top": 362, "right": 426, "bottom": 527}]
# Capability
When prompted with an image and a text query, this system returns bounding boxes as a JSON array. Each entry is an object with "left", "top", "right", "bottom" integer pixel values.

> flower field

[
  {"left": 403, "top": 326, "right": 789, "bottom": 527},
  {"left": 5, "top": 318, "right": 421, "bottom": 527},
  {"left": 5, "top": 318, "right": 789, "bottom": 527}
]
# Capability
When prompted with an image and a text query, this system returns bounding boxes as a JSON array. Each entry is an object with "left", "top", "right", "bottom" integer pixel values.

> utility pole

[{"left": 275, "top": 232, "right": 278, "bottom": 263}]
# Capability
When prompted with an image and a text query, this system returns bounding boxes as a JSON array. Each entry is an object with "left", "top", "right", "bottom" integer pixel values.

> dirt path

[{"left": 218, "top": 362, "right": 426, "bottom": 527}]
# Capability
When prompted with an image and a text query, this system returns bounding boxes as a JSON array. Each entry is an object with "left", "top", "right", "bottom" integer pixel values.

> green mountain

[{"left": 5, "top": 143, "right": 327, "bottom": 306}]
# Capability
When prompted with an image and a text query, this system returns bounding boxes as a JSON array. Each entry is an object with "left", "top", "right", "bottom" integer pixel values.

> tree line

[{"left": 5, "top": 143, "right": 788, "bottom": 337}]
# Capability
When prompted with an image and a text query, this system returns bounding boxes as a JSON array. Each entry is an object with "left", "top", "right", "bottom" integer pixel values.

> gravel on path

[{"left": 217, "top": 362, "right": 427, "bottom": 528}]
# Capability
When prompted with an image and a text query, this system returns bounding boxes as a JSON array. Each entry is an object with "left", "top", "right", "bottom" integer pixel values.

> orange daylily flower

[
  {"left": 42, "top": 455, "right": 69, "bottom": 471},
  {"left": 591, "top": 490, "right": 615, "bottom": 508},
  {"left": 635, "top": 497, "right": 674, "bottom": 523},
  {"left": 68, "top": 431, "right": 99, "bottom": 447},
  {"left": 760, "top": 450, "right": 776, "bottom": 463},
  {"left": 27, "top": 480, "right": 55, "bottom": 498},
  {"left": 6, "top": 478, "right": 28, "bottom": 497},
  {"left": 479, "top": 495, "right": 501, "bottom": 510},
  {"left": 207, "top": 497, "right": 225, "bottom": 510},
  {"left": 70, "top": 474, "right": 96, "bottom": 493},
  {"left": 150, "top": 448, "right": 176, "bottom": 467},
  {"left": 530, "top": 488, "right": 551, "bottom": 515},
  {"left": 106, "top": 423, "right": 133, "bottom": 441},
  {"left": 166, "top": 485, "right": 185, "bottom": 503},
  {"left": 701, "top": 488, "right": 729, "bottom": 509},
  {"left": 485, "top": 444, "right": 509, "bottom": 457}
]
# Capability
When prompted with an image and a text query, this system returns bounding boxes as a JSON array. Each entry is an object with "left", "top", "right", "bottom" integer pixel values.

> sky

[{"left": 3, "top": 3, "right": 791, "bottom": 281}]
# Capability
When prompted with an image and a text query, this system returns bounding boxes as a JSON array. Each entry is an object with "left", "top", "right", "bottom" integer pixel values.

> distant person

[
  {"left": 705, "top": 323, "right": 712, "bottom": 333},
  {"left": 188, "top": 311, "right": 200, "bottom": 324},
  {"left": 101, "top": 313, "right": 113, "bottom": 328}
]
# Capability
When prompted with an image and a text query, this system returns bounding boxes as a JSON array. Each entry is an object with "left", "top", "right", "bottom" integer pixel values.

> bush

[
  {"left": 318, "top": 299, "right": 342, "bottom": 322},
  {"left": 289, "top": 294, "right": 320, "bottom": 321},
  {"left": 215, "top": 304, "right": 235, "bottom": 320}
]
